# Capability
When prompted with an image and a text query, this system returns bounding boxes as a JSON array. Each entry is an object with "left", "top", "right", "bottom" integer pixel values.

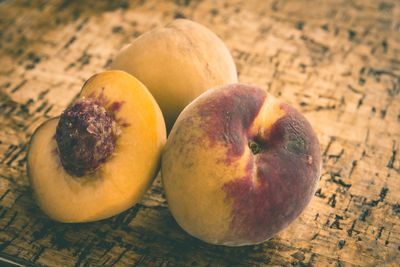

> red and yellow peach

[{"left": 161, "top": 83, "right": 321, "bottom": 246}]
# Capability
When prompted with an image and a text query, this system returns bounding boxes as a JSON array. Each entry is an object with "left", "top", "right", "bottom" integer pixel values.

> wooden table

[{"left": 0, "top": 0, "right": 399, "bottom": 266}]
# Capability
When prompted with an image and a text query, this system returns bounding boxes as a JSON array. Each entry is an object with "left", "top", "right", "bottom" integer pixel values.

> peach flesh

[{"left": 27, "top": 71, "right": 167, "bottom": 223}]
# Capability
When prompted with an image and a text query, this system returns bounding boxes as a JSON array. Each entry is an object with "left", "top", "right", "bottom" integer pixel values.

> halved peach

[{"left": 27, "top": 71, "right": 166, "bottom": 222}]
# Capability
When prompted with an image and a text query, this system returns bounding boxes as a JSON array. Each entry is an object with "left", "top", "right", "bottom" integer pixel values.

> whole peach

[
  {"left": 161, "top": 84, "right": 321, "bottom": 246},
  {"left": 110, "top": 19, "right": 238, "bottom": 131}
]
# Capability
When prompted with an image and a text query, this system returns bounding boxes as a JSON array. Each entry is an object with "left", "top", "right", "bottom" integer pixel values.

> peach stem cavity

[
  {"left": 56, "top": 98, "right": 116, "bottom": 177},
  {"left": 248, "top": 140, "right": 262, "bottom": 155}
]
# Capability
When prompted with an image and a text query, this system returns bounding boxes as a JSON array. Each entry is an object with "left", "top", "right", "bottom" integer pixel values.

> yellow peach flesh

[{"left": 27, "top": 71, "right": 166, "bottom": 222}]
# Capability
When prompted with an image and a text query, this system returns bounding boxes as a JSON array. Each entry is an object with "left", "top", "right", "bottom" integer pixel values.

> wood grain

[{"left": 0, "top": 0, "right": 399, "bottom": 266}]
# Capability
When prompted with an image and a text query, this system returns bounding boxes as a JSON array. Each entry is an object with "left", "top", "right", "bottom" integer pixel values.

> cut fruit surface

[{"left": 27, "top": 71, "right": 166, "bottom": 222}]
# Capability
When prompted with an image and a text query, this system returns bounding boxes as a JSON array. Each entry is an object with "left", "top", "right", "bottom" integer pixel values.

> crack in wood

[
  {"left": 359, "top": 208, "right": 371, "bottom": 222},
  {"left": 315, "top": 188, "right": 326, "bottom": 199},
  {"left": 328, "top": 194, "right": 337, "bottom": 208},
  {"left": 10, "top": 80, "right": 27, "bottom": 94},
  {"left": 348, "top": 160, "right": 357, "bottom": 178},
  {"left": 324, "top": 170, "right": 352, "bottom": 189},
  {"left": 338, "top": 240, "right": 346, "bottom": 249},
  {"left": 328, "top": 149, "right": 344, "bottom": 163},
  {"left": 330, "top": 215, "right": 343, "bottom": 230},
  {"left": 387, "top": 141, "right": 400, "bottom": 173},
  {"left": 347, "top": 220, "right": 360, "bottom": 237}
]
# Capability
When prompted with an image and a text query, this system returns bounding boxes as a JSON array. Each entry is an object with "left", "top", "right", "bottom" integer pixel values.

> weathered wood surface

[{"left": 0, "top": 0, "right": 399, "bottom": 266}]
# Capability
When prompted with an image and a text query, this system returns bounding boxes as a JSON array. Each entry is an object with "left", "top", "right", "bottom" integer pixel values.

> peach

[
  {"left": 27, "top": 71, "right": 166, "bottom": 222},
  {"left": 161, "top": 84, "right": 321, "bottom": 246},
  {"left": 110, "top": 19, "right": 238, "bottom": 131}
]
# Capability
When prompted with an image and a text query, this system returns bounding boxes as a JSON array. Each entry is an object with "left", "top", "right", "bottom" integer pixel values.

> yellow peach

[
  {"left": 110, "top": 19, "right": 238, "bottom": 131},
  {"left": 27, "top": 71, "right": 166, "bottom": 222}
]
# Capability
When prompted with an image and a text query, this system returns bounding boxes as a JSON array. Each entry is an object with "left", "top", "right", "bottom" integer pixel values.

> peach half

[
  {"left": 161, "top": 84, "right": 321, "bottom": 246},
  {"left": 27, "top": 71, "right": 166, "bottom": 222},
  {"left": 110, "top": 19, "right": 238, "bottom": 131}
]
